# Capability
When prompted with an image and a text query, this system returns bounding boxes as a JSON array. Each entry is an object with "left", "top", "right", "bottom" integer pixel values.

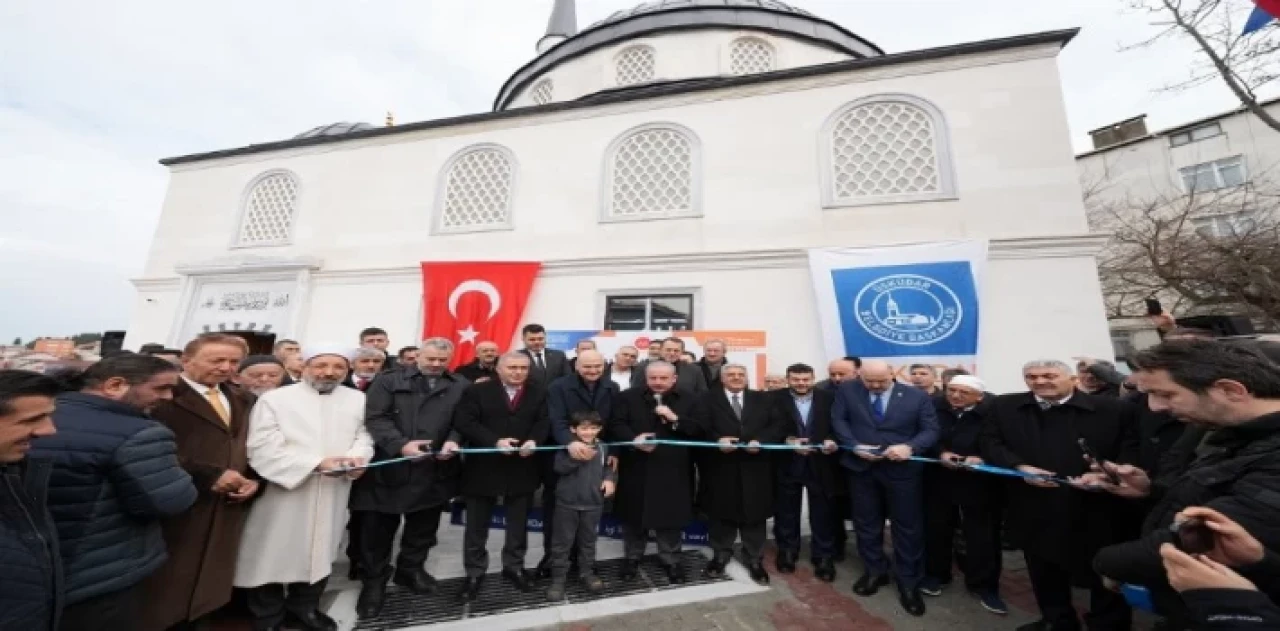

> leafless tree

[
  {"left": 1087, "top": 177, "right": 1280, "bottom": 328},
  {"left": 1127, "top": 0, "right": 1280, "bottom": 132}
]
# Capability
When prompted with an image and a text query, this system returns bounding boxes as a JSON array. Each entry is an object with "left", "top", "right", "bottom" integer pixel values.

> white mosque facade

[{"left": 125, "top": 0, "right": 1113, "bottom": 391}]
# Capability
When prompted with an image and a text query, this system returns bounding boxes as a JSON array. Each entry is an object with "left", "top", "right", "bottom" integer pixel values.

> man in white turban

[{"left": 233, "top": 344, "right": 374, "bottom": 631}]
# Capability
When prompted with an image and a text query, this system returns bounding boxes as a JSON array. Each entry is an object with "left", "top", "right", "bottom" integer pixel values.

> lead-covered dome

[{"left": 495, "top": 0, "right": 882, "bottom": 110}]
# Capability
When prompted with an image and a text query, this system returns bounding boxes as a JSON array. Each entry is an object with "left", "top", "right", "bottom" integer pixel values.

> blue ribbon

[{"left": 317, "top": 438, "right": 1079, "bottom": 486}]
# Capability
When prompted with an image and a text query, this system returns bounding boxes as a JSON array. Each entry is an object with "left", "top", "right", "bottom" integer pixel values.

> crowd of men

[{"left": 3, "top": 322, "right": 1280, "bottom": 631}]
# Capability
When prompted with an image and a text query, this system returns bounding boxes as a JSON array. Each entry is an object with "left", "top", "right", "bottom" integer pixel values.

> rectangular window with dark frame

[{"left": 604, "top": 293, "right": 694, "bottom": 331}]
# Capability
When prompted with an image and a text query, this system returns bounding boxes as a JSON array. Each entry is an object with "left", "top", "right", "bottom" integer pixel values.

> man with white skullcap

[
  {"left": 233, "top": 344, "right": 374, "bottom": 631},
  {"left": 920, "top": 372, "right": 1009, "bottom": 616}
]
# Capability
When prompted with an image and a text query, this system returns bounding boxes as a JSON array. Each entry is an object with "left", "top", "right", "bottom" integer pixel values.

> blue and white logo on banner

[{"left": 830, "top": 261, "right": 978, "bottom": 358}]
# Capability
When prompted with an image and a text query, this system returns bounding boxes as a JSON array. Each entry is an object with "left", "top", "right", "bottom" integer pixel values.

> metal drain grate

[{"left": 354, "top": 550, "right": 728, "bottom": 630}]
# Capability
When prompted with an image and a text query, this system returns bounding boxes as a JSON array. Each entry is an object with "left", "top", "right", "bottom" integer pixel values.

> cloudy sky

[{"left": 0, "top": 0, "right": 1264, "bottom": 342}]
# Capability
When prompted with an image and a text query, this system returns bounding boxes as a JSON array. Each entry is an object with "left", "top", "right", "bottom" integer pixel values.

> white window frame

[
  {"left": 614, "top": 44, "right": 656, "bottom": 87},
  {"left": 432, "top": 143, "right": 519, "bottom": 235},
  {"left": 599, "top": 122, "right": 703, "bottom": 223},
  {"left": 1179, "top": 155, "right": 1246, "bottom": 193},
  {"left": 818, "top": 93, "right": 958, "bottom": 208},
  {"left": 1168, "top": 122, "right": 1223, "bottom": 147},
  {"left": 230, "top": 169, "right": 301, "bottom": 249},
  {"left": 1191, "top": 210, "right": 1260, "bottom": 238},
  {"left": 597, "top": 287, "right": 702, "bottom": 331}
]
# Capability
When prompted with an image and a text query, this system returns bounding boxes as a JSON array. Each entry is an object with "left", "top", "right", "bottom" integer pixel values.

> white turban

[
  {"left": 948, "top": 375, "right": 986, "bottom": 393},
  {"left": 302, "top": 343, "right": 355, "bottom": 365}
]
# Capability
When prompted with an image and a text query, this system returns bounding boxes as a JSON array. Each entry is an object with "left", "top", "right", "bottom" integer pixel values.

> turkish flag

[{"left": 421, "top": 261, "right": 542, "bottom": 368}]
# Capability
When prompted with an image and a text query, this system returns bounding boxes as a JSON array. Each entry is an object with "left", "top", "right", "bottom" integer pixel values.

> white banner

[{"left": 808, "top": 240, "right": 987, "bottom": 376}]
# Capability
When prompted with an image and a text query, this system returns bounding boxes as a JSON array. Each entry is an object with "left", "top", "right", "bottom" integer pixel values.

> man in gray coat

[
  {"left": 349, "top": 338, "right": 469, "bottom": 618},
  {"left": 631, "top": 337, "right": 708, "bottom": 395}
]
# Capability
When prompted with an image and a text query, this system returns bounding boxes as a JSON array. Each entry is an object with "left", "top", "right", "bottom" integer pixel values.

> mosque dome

[
  {"left": 292, "top": 121, "right": 375, "bottom": 140},
  {"left": 495, "top": 0, "right": 883, "bottom": 110}
]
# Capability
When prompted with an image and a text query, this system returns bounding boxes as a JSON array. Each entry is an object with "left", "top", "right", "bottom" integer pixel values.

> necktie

[
  {"left": 535, "top": 352, "right": 546, "bottom": 370},
  {"left": 205, "top": 388, "right": 230, "bottom": 425},
  {"left": 871, "top": 394, "right": 885, "bottom": 422},
  {"left": 731, "top": 393, "right": 743, "bottom": 420}
]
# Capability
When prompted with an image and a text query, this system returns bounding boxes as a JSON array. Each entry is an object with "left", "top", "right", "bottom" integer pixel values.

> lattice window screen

[
  {"left": 236, "top": 172, "right": 299, "bottom": 246},
  {"left": 831, "top": 101, "right": 940, "bottom": 199},
  {"left": 730, "top": 38, "right": 775, "bottom": 75},
  {"left": 616, "top": 46, "right": 655, "bottom": 86},
  {"left": 440, "top": 148, "right": 514, "bottom": 230},
  {"left": 608, "top": 128, "right": 694, "bottom": 218},
  {"left": 531, "top": 80, "right": 554, "bottom": 105}
]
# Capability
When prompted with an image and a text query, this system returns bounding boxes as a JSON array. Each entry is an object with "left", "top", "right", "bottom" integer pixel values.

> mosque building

[{"left": 125, "top": 0, "right": 1112, "bottom": 390}]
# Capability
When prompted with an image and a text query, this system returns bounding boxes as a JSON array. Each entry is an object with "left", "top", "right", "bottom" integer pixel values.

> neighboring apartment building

[
  {"left": 32, "top": 337, "right": 77, "bottom": 359},
  {"left": 1076, "top": 99, "right": 1280, "bottom": 357}
]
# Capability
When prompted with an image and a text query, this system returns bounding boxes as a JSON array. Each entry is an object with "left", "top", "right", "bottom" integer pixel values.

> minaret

[{"left": 536, "top": 0, "right": 577, "bottom": 54}]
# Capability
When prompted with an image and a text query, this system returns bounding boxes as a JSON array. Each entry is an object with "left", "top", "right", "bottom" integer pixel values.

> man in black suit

[
  {"left": 450, "top": 352, "right": 550, "bottom": 602},
  {"left": 816, "top": 356, "right": 860, "bottom": 562},
  {"left": 698, "top": 364, "right": 789, "bottom": 585},
  {"left": 771, "top": 363, "right": 840, "bottom": 582},
  {"left": 455, "top": 341, "right": 500, "bottom": 383},
  {"left": 536, "top": 349, "right": 619, "bottom": 578},
  {"left": 631, "top": 337, "right": 708, "bottom": 394},
  {"left": 831, "top": 360, "right": 938, "bottom": 617},
  {"left": 981, "top": 359, "right": 1138, "bottom": 631},
  {"left": 518, "top": 324, "right": 571, "bottom": 386}
]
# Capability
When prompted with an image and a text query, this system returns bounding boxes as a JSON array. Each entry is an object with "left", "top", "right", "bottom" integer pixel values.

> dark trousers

[
  {"left": 356, "top": 506, "right": 444, "bottom": 580},
  {"left": 464, "top": 494, "right": 532, "bottom": 577},
  {"left": 539, "top": 453, "right": 559, "bottom": 560},
  {"left": 550, "top": 504, "right": 601, "bottom": 581},
  {"left": 848, "top": 465, "right": 925, "bottom": 589},
  {"left": 831, "top": 494, "right": 850, "bottom": 556},
  {"left": 346, "top": 510, "right": 365, "bottom": 572},
  {"left": 245, "top": 577, "right": 328, "bottom": 631},
  {"left": 1023, "top": 551, "right": 1131, "bottom": 631},
  {"left": 709, "top": 518, "right": 767, "bottom": 564},
  {"left": 924, "top": 500, "right": 1002, "bottom": 591},
  {"left": 60, "top": 582, "right": 144, "bottom": 631},
  {"left": 773, "top": 469, "right": 835, "bottom": 561},
  {"left": 623, "top": 524, "right": 682, "bottom": 566}
]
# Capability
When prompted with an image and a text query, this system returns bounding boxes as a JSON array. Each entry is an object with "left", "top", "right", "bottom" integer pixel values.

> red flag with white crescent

[{"left": 420, "top": 262, "right": 542, "bottom": 369}]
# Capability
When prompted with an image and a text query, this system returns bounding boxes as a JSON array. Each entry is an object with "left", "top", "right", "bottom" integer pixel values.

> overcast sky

[{"left": 0, "top": 0, "right": 1264, "bottom": 342}]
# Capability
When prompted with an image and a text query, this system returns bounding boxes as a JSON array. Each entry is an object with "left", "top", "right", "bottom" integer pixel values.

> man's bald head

[
  {"left": 860, "top": 360, "right": 895, "bottom": 393},
  {"left": 827, "top": 358, "right": 858, "bottom": 384},
  {"left": 575, "top": 349, "right": 605, "bottom": 382}
]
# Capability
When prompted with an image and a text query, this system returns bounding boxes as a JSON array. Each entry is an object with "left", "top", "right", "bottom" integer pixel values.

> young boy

[{"left": 547, "top": 411, "right": 617, "bottom": 600}]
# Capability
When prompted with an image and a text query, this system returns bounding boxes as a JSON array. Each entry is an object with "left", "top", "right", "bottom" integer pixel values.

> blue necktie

[{"left": 871, "top": 394, "right": 885, "bottom": 422}]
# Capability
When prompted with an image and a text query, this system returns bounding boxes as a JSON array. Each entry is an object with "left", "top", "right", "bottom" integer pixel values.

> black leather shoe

[
  {"left": 664, "top": 563, "right": 686, "bottom": 584},
  {"left": 535, "top": 555, "right": 553, "bottom": 579},
  {"left": 356, "top": 581, "right": 387, "bottom": 619},
  {"left": 456, "top": 576, "right": 483, "bottom": 603},
  {"left": 898, "top": 587, "right": 926, "bottom": 617},
  {"left": 813, "top": 558, "right": 836, "bottom": 583},
  {"left": 393, "top": 567, "right": 438, "bottom": 594},
  {"left": 776, "top": 550, "right": 797, "bottom": 574},
  {"left": 852, "top": 572, "right": 890, "bottom": 596},
  {"left": 701, "top": 559, "right": 726, "bottom": 579},
  {"left": 283, "top": 610, "right": 337, "bottom": 631},
  {"left": 621, "top": 559, "right": 640, "bottom": 580},
  {"left": 502, "top": 568, "right": 535, "bottom": 593},
  {"left": 747, "top": 562, "right": 770, "bottom": 585}
]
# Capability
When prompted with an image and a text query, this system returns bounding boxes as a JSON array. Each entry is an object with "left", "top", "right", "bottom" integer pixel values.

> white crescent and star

[{"left": 447, "top": 279, "right": 502, "bottom": 345}]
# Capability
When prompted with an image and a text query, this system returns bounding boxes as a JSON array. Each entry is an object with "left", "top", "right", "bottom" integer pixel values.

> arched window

[
  {"left": 435, "top": 144, "right": 517, "bottom": 233},
  {"left": 821, "top": 94, "right": 956, "bottom": 207},
  {"left": 235, "top": 170, "right": 299, "bottom": 247},
  {"left": 603, "top": 124, "right": 700, "bottom": 221},
  {"left": 616, "top": 45, "right": 655, "bottom": 86},
  {"left": 530, "top": 79, "right": 554, "bottom": 105},
  {"left": 729, "top": 37, "right": 775, "bottom": 75}
]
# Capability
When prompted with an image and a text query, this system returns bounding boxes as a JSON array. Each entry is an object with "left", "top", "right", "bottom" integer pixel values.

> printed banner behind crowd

[
  {"left": 546, "top": 330, "right": 768, "bottom": 387},
  {"left": 808, "top": 241, "right": 987, "bottom": 375},
  {"left": 420, "top": 261, "right": 541, "bottom": 369}
]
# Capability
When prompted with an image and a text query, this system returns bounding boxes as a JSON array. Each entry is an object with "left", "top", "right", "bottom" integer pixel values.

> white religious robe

[{"left": 233, "top": 383, "right": 374, "bottom": 587}]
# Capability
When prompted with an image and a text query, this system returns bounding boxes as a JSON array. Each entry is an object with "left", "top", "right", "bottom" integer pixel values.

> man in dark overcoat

[
  {"left": 537, "top": 349, "right": 619, "bottom": 578},
  {"left": 608, "top": 360, "right": 705, "bottom": 584},
  {"left": 451, "top": 351, "right": 550, "bottom": 602},
  {"left": 698, "top": 364, "right": 788, "bottom": 585},
  {"left": 981, "top": 359, "right": 1139, "bottom": 631},
  {"left": 771, "top": 363, "right": 841, "bottom": 582},
  {"left": 349, "top": 338, "right": 470, "bottom": 618},
  {"left": 142, "top": 333, "right": 260, "bottom": 631}
]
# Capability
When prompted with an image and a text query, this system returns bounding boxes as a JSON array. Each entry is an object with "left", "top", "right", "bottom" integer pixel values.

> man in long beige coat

[{"left": 234, "top": 344, "right": 373, "bottom": 631}]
